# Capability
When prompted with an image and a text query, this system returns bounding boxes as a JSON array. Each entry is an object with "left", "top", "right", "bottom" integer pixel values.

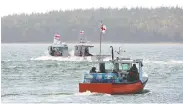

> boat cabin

[
  {"left": 48, "top": 43, "right": 69, "bottom": 56},
  {"left": 84, "top": 57, "right": 143, "bottom": 83},
  {"left": 74, "top": 45, "right": 94, "bottom": 56}
]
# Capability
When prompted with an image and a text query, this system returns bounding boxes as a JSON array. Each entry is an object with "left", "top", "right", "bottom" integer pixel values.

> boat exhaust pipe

[{"left": 110, "top": 46, "right": 114, "bottom": 60}]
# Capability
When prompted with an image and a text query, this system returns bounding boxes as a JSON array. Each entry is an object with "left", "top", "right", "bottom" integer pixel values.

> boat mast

[
  {"left": 99, "top": 29, "right": 102, "bottom": 58},
  {"left": 99, "top": 21, "right": 105, "bottom": 60},
  {"left": 79, "top": 31, "right": 86, "bottom": 57},
  {"left": 110, "top": 46, "right": 114, "bottom": 61}
]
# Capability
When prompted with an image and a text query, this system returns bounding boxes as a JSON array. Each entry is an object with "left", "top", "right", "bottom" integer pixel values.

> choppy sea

[{"left": 1, "top": 43, "right": 183, "bottom": 103}]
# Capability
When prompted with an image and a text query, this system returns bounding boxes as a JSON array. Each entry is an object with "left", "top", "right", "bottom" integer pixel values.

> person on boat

[
  {"left": 127, "top": 64, "right": 139, "bottom": 82},
  {"left": 112, "top": 70, "right": 118, "bottom": 77},
  {"left": 84, "top": 48, "right": 93, "bottom": 56},
  {"left": 50, "top": 47, "right": 55, "bottom": 56},
  {"left": 98, "top": 63, "right": 105, "bottom": 73},
  {"left": 79, "top": 50, "right": 82, "bottom": 56},
  {"left": 90, "top": 67, "right": 96, "bottom": 73},
  {"left": 84, "top": 48, "right": 89, "bottom": 56}
]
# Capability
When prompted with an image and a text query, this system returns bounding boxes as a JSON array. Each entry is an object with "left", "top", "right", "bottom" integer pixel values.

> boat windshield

[
  {"left": 53, "top": 47, "right": 68, "bottom": 52},
  {"left": 119, "top": 63, "right": 130, "bottom": 71},
  {"left": 104, "top": 62, "right": 114, "bottom": 70}
]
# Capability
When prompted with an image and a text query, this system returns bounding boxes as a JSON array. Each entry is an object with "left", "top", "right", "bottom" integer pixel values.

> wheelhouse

[
  {"left": 84, "top": 57, "right": 144, "bottom": 83},
  {"left": 74, "top": 45, "right": 94, "bottom": 56},
  {"left": 48, "top": 44, "right": 69, "bottom": 56}
]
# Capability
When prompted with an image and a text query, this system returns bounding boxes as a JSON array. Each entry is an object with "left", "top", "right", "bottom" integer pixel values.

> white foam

[
  {"left": 144, "top": 59, "right": 183, "bottom": 64},
  {"left": 74, "top": 91, "right": 111, "bottom": 96},
  {"left": 32, "top": 56, "right": 91, "bottom": 62},
  {"left": 74, "top": 90, "right": 97, "bottom": 96},
  {"left": 169, "top": 60, "right": 183, "bottom": 64},
  {"left": 31, "top": 50, "right": 111, "bottom": 62}
]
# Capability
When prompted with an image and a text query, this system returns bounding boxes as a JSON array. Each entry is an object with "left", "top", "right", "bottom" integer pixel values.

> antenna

[
  {"left": 115, "top": 46, "right": 126, "bottom": 55},
  {"left": 110, "top": 46, "right": 114, "bottom": 60},
  {"left": 99, "top": 21, "right": 102, "bottom": 57}
]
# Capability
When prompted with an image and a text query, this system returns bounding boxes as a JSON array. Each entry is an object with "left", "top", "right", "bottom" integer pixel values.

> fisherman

[
  {"left": 98, "top": 63, "right": 105, "bottom": 73},
  {"left": 85, "top": 48, "right": 89, "bottom": 56},
  {"left": 90, "top": 67, "right": 97, "bottom": 73},
  {"left": 112, "top": 69, "right": 118, "bottom": 77},
  {"left": 79, "top": 50, "right": 82, "bottom": 56},
  {"left": 127, "top": 64, "right": 139, "bottom": 82},
  {"left": 51, "top": 47, "right": 55, "bottom": 56}
]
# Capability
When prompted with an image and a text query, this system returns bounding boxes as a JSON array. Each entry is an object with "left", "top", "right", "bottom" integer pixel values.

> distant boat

[
  {"left": 48, "top": 33, "right": 70, "bottom": 57},
  {"left": 73, "top": 31, "right": 110, "bottom": 59}
]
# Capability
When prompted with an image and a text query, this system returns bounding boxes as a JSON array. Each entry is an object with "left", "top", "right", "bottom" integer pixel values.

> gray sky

[{"left": 0, "top": 0, "right": 183, "bottom": 16}]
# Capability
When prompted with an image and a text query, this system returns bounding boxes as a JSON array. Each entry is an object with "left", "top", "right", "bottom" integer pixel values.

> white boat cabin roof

[
  {"left": 51, "top": 43, "right": 68, "bottom": 47},
  {"left": 92, "top": 57, "right": 143, "bottom": 73},
  {"left": 96, "top": 57, "right": 143, "bottom": 64},
  {"left": 75, "top": 44, "right": 94, "bottom": 47}
]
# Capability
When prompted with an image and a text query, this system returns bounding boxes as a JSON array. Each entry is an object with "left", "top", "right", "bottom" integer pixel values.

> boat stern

[
  {"left": 79, "top": 81, "right": 145, "bottom": 94},
  {"left": 79, "top": 83, "right": 112, "bottom": 94}
]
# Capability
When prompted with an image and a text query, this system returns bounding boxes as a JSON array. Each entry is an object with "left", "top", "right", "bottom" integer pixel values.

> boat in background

[
  {"left": 48, "top": 33, "right": 70, "bottom": 57},
  {"left": 74, "top": 31, "right": 94, "bottom": 57},
  {"left": 73, "top": 31, "right": 110, "bottom": 60}
]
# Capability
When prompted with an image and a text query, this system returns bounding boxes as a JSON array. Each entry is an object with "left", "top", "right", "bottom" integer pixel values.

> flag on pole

[
  {"left": 53, "top": 33, "right": 61, "bottom": 44},
  {"left": 54, "top": 33, "right": 60, "bottom": 40},
  {"left": 80, "top": 31, "right": 84, "bottom": 35},
  {"left": 101, "top": 24, "right": 107, "bottom": 33}
]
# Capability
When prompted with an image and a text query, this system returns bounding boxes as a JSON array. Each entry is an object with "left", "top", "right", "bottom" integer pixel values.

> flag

[
  {"left": 101, "top": 24, "right": 107, "bottom": 33},
  {"left": 54, "top": 33, "right": 60, "bottom": 40},
  {"left": 80, "top": 31, "right": 84, "bottom": 35}
]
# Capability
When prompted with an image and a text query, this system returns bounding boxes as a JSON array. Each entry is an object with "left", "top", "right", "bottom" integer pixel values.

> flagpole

[
  {"left": 99, "top": 31, "right": 102, "bottom": 59},
  {"left": 99, "top": 21, "right": 102, "bottom": 60}
]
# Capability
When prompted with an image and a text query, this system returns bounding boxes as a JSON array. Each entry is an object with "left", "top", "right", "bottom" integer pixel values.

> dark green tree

[{"left": 1, "top": 7, "right": 183, "bottom": 43}]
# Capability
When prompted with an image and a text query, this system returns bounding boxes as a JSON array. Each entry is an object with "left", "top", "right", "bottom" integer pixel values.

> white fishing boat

[
  {"left": 48, "top": 33, "right": 70, "bottom": 57},
  {"left": 73, "top": 30, "right": 110, "bottom": 60}
]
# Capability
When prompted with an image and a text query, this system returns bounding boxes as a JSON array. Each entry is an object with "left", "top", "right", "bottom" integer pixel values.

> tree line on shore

[{"left": 1, "top": 6, "right": 183, "bottom": 43}]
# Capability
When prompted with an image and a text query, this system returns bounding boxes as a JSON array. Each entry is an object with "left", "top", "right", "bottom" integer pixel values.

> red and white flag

[
  {"left": 54, "top": 33, "right": 60, "bottom": 40},
  {"left": 80, "top": 31, "right": 84, "bottom": 35},
  {"left": 101, "top": 24, "right": 107, "bottom": 33}
]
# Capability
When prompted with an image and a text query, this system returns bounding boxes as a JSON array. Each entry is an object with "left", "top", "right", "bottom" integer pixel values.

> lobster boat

[
  {"left": 79, "top": 46, "right": 148, "bottom": 94},
  {"left": 48, "top": 33, "right": 70, "bottom": 57},
  {"left": 74, "top": 31, "right": 110, "bottom": 60}
]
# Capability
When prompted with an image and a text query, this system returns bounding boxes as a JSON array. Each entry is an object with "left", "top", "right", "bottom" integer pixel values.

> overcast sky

[{"left": 0, "top": 0, "right": 183, "bottom": 16}]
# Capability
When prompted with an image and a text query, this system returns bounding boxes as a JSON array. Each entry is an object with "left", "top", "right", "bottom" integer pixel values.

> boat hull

[{"left": 79, "top": 81, "right": 145, "bottom": 94}]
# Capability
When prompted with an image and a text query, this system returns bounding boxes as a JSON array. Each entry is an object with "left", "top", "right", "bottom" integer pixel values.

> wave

[
  {"left": 1, "top": 91, "right": 111, "bottom": 97},
  {"left": 31, "top": 56, "right": 94, "bottom": 62},
  {"left": 144, "top": 59, "right": 183, "bottom": 64},
  {"left": 31, "top": 50, "right": 111, "bottom": 62},
  {"left": 170, "top": 60, "right": 183, "bottom": 64}
]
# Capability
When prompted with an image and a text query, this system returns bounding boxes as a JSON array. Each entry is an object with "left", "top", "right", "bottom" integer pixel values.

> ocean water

[{"left": 1, "top": 43, "right": 183, "bottom": 103}]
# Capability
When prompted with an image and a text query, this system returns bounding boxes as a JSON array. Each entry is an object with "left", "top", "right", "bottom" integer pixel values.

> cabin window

[
  {"left": 52, "top": 47, "right": 63, "bottom": 52},
  {"left": 104, "top": 62, "right": 114, "bottom": 70},
  {"left": 119, "top": 63, "right": 129, "bottom": 71},
  {"left": 64, "top": 47, "right": 68, "bottom": 50}
]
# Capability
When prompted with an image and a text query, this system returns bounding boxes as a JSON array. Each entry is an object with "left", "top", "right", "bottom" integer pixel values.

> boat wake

[
  {"left": 74, "top": 91, "right": 111, "bottom": 96},
  {"left": 31, "top": 50, "right": 111, "bottom": 62}
]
